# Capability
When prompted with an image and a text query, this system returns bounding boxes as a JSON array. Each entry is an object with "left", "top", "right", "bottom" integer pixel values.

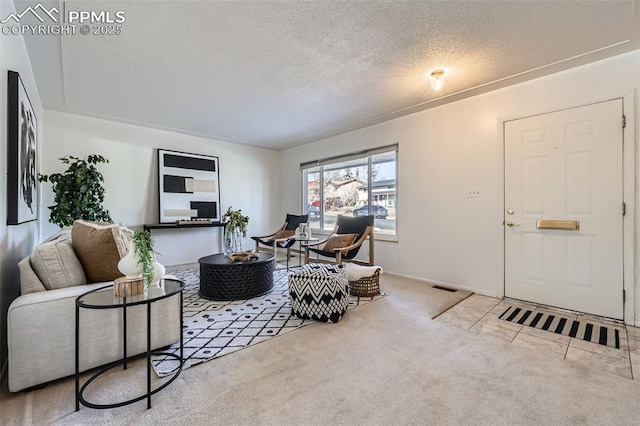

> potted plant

[
  {"left": 132, "top": 230, "right": 156, "bottom": 286},
  {"left": 117, "top": 230, "right": 164, "bottom": 292},
  {"left": 39, "top": 155, "right": 112, "bottom": 227},
  {"left": 222, "top": 206, "right": 249, "bottom": 255}
]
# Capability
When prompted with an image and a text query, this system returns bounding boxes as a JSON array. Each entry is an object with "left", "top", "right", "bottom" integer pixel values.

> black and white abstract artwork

[
  {"left": 7, "top": 70, "right": 38, "bottom": 225},
  {"left": 158, "top": 149, "right": 221, "bottom": 223}
]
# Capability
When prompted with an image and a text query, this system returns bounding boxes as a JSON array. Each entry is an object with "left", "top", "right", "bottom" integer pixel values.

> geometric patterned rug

[
  {"left": 499, "top": 305, "right": 621, "bottom": 349},
  {"left": 151, "top": 267, "right": 385, "bottom": 377}
]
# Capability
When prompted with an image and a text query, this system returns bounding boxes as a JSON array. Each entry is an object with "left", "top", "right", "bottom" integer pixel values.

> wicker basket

[{"left": 349, "top": 269, "right": 381, "bottom": 297}]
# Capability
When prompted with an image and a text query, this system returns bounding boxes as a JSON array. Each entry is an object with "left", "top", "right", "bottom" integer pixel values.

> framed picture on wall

[
  {"left": 157, "top": 149, "right": 221, "bottom": 223},
  {"left": 6, "top": 70, "right": 38, "bottom": 225}
]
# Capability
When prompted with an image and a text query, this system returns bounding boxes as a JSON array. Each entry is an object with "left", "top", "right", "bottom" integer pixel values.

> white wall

[
  {"left": 41, "top": 112, "right": 281, "bottom": 265},
  {"left": 0, "top": 1, "right": 44, "bottom": 373},
  {"left": 280, "top": 50, "right": 640, "bottom": 317}
]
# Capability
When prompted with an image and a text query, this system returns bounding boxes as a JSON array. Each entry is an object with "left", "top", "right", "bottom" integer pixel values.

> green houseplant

[
  {"left": 132, "top": 230, "right": 156, "bottom": 286},
  {"left": 222, "top": 206, "right": 249, "bottom": 255},
  {"left": 38, "top": 155, "right": 112, "bottom": 227}
]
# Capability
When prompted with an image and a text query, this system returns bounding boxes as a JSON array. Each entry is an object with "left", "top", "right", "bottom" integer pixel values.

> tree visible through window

[{"left": 302, "top": 146, "right": 397, "bottom": 236}]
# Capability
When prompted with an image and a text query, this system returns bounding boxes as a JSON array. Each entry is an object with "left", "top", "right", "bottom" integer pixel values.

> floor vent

[
  {"left": 433, "top": 285, "right": 457, "bottom": 292},
  {"left": 499, "top": 306, "right": 620, "bottom": 349}
]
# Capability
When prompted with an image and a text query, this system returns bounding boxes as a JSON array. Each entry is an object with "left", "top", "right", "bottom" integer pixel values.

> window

[{"left": 301, "top": 145, "right": 397, "bottom": 237}]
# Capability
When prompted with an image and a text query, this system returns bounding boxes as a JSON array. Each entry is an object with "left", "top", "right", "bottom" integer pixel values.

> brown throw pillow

[
  {"left": 71, "top": 220, "right": 133, "bottom": 283},
  {"left": 323, "top": 233, "right": 358, "bottom": 253},
  {"left": 271, "top": 230, "right": 295, "bottom": 240}
]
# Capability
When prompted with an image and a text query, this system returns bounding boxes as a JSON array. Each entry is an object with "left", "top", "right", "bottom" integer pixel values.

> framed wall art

[
  {"left": 157, "top": 149, "right": 221, "bottom": 223},
  {"left": 7, "top": 70, "right": 38, "bottom": 225}
]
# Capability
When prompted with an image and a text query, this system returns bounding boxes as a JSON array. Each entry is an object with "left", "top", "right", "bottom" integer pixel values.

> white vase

[
  {"left": 117, "top": 241, "right": 143, "bottom": 279},
  {"left": 151, "top": 258, "right": 166, "bottom": 286},
  {"left": 146, "top": 258, "right": 166, "bottom": 298},
  {"left": 297, "top": 224, "right": 307, "bottom": 239},
  {"left": 146, "top": 283, "right": 166, "bottom": 298}
]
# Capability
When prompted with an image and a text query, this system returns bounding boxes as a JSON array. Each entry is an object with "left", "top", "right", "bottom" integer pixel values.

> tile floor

[{"left": 437, "top": 294, "right": 640, "bottom": 381}]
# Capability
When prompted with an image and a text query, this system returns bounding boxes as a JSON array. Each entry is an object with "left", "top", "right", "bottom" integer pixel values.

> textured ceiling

[{"left": 19, "top": 0, "right": 640, "bottom": 150}]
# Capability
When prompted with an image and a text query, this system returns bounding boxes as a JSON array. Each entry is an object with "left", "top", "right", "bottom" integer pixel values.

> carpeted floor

[
  {"left": 2, "top": 272, "right": 640, "bottom": 425},
  {"left": 152, "top": 266, "right": 385, "bottom": 376}
]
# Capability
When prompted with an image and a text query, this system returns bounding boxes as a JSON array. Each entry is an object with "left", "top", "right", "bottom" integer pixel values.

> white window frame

[{"left": 301, "top": 144, "right": 398, "bottom": 241}]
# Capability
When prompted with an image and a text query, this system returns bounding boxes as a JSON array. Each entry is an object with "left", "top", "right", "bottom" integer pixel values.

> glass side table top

[{"left": 77, "top": 279, "right": 184, "bottom": 309}]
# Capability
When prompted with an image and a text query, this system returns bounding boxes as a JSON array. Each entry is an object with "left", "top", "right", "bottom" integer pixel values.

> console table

[
  {"left": 75, "top": 279, "right": 185, "bottom": 410},
  {"left": 143, "top": 222, "right": 224, "bottom": 232}
]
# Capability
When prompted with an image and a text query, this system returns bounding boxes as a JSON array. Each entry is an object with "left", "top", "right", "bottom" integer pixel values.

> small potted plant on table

[
  {"left": 117, "top": 230, "right": 165, "bottom": 296},
  {"left": 222, "top": 206, "right": 249, "bottom": 256}
]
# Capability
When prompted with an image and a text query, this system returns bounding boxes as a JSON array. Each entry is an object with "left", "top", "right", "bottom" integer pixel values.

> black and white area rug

[
  {"left": 151, "top": 267, "right": 385, "bottom": 377},
  {"left": 499, "top": 306, "right": 621, "bottom": 349}
]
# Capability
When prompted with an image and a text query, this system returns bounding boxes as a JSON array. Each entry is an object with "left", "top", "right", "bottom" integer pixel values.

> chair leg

[{"left": 286, "top": 247, "right": 290, "bottom": 271}]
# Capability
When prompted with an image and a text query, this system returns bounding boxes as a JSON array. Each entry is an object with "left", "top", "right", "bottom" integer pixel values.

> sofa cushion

[
  {"left": 71, "top": 220, "right": 133, "bottom": 283},
  {"left": 18, "top": 257, "right": 47, "bottom": 294},
  {"left": 42, "top": 226, "right": 72, "bottom": 243},
  {"left": 31, "top": 237, "right": 87, "bottom": 290}
]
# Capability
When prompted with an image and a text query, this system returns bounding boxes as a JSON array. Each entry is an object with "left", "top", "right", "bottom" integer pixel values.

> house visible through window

[{"left": 301, "top": 145, "right": 397, "bottom": 237}]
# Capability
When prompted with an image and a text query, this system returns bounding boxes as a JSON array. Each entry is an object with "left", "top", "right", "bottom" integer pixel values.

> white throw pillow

[{"left": 31, "top": 236, "right": 87, "bottom": 290}]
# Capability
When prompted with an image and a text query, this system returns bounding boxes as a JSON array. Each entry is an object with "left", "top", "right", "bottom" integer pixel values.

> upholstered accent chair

[
  {"left": 251, "top": 214, "right": 309, "bottom": 269},
  {"left": 304, "top": 215, "right": 374, "bottom": 266}
]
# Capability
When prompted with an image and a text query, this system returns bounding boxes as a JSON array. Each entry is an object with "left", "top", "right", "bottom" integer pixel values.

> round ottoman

[{"left": 288, "top": 263, "right": 349, "bottom": 323}]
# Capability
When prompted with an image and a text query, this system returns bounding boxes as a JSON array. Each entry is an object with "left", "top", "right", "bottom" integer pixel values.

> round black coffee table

[{"left": 198, "top": 252, "right": 275, "bottom": 300}]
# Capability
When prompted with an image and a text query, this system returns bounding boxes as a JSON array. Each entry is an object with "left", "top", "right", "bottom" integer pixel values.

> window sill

[{"left": 375, "top": 234, "right": 398, "bottom": 243}]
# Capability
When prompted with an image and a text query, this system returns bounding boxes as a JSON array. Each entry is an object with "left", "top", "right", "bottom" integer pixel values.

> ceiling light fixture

[{"left": 429, "top": 70, "right": 445, "bottom": 91}]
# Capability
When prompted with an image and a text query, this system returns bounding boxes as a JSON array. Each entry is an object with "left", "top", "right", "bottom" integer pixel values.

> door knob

[
  {"left": 507, "top": 209, "right": 515, "bottom": 215},
  {"left": 506, "top": 221, "right": 520, "bottom": 227}
]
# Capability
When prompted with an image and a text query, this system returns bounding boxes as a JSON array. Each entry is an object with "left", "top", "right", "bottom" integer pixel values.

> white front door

[{"left": 504, "top": 99, "right": 624, "bottom": 319}]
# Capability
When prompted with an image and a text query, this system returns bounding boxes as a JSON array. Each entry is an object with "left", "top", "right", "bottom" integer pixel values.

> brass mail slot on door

[{"left": 536, "top": 220, "right": 580, "bottom": 230}]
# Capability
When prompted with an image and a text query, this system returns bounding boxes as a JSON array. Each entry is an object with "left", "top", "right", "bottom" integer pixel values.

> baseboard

[
  {"left": 164, "top": 262, "right": 199, "bottom": 269},
  {"left": 384, "top": 271, "right": 497, "bottom": 298}
]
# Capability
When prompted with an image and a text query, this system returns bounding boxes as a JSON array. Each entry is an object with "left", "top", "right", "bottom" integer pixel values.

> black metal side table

[
  {"left": 294, "top": 237, "right": 319, "bottom": 268},
  {"left": 75, "top": 279, "right": 184, "bottom": 410}
]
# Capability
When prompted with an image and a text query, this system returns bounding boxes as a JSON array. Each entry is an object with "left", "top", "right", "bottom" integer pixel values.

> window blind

[{"left": 299, "top": 143, "right": 398, "bottom": 170}]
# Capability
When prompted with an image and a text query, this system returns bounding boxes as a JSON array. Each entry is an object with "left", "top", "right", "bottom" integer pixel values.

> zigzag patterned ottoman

[{"left": 288, "top": 263, "right": 349, "bottom": 323}]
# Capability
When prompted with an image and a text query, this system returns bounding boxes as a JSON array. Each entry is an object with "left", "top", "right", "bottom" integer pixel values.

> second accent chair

[
  {"left": 251, "top": 214, "right": 309, "bottom": 269},
  {"left": 304, "top": 214, "right": 375, "bottom": 266}
]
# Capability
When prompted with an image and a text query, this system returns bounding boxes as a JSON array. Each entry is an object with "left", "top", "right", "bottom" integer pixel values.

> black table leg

[
  {"left": 75, "top": 302, "right": 80, "bottom": 411},
  {"left": 147, "top": 302, "right": 152, "bottom": 409},
  {"left": 123, "top": 299, "right": 127, "bottom": 370},
  {"left": 180, "top": 291, "right": 184, "bottom": 365}
]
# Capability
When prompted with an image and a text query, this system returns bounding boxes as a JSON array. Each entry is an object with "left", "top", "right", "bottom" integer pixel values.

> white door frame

[{"left": 496, "top": 92, "right": 635, "bottom": 325}]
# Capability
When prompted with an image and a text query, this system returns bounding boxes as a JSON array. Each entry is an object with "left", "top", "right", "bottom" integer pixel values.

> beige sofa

[{"left": 7, "top": 226, "right": 180, "bottom": 392}]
